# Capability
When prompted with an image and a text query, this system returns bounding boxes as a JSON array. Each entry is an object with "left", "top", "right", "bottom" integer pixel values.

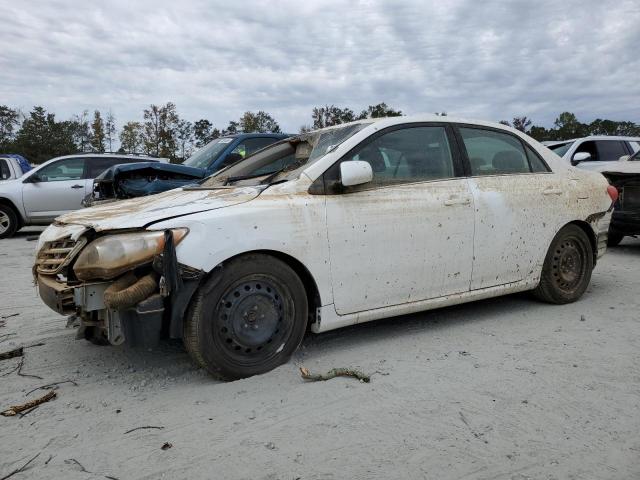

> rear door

[
  {"left": 22, "top": 157, "right": 87, "bottom": 221},
  {"left": 455, "top": 125, "right": 565, "bottom": 289},
  {"left": 324, "top": 123, "right": 475, "bottom": 314}
]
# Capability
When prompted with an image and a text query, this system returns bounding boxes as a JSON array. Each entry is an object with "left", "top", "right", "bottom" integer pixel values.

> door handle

[
  {"left": 542, "top": 187, "right": 563, "bottom": 195},
  {"left": 71, "top": 184, "right": 84, "bottom": 189},
  {"left": 444, "top": 196, "right": 471, "bottom": 206}
]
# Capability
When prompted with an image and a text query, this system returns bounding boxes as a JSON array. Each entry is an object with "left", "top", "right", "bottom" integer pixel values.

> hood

[{"left": 56, "top": 186, "right": 264, "bottom": 231}]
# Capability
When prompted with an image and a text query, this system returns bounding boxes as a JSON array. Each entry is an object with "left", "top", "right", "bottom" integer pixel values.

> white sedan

[{"left": 35, "top": 116, "right": 616, "bottom": 379}]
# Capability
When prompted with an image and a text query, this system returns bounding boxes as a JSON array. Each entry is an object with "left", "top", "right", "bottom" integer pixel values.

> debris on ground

[
  {"left": 1, "top": 390, "right": 56, "bottom": 417},
  {"left": 0, "top": 347, "right": 23, "bottom": 361},
  {"left": 0, "top": 452, "right": 40, "bottom": 480},
  {"left": 299, "top": 367, "right": 370, "bottom": 383},
  {"left": 161, "top": 442, "right": 173, "bottom": 450},
  {"left": 25, "top": 380, "right": 78, "bottom": 396},
  {"left": 124, "top": 425, "right": 165, "bottom": 434}
]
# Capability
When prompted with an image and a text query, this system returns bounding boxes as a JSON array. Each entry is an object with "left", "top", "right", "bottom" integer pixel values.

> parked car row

[
  {"left": 33, "top": 116, "right": 615, "bottom": 380},
  {"left": 0, "top": 154, "right": 167, "bottom": 238}
]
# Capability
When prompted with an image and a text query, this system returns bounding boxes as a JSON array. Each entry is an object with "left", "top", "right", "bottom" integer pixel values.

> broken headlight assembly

[{"left": 73, "top": 228, "right": 188, "bottom": 281}]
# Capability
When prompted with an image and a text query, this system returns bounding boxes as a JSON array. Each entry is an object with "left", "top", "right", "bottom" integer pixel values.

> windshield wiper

[{"left": 223, "top": 172, "right": 275, "bottom": 185}]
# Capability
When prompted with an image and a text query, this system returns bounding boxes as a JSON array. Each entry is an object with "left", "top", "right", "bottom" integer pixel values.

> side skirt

[{"left": 312, "top": 279, "right": 538, "bottom": 334}]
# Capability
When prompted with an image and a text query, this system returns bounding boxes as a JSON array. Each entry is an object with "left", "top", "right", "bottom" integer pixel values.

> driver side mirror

[
  {"left": 23, "top": 173, "right": 41, "bottom": 183},
  {"left": 571, "top": 151, "right": 591, "bottom": 166},
  {"left": 340, "top": 160, "right": 373, "bottom": 187}
]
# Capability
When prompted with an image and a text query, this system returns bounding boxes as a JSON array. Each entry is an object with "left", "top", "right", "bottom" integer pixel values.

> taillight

[{"left": 607, "top": 185, "right": 619, "bottom": 203}]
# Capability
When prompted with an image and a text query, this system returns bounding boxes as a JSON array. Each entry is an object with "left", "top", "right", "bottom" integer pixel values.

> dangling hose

[{"left": 103, "top": 272, "right": 158, "bottom": 310}]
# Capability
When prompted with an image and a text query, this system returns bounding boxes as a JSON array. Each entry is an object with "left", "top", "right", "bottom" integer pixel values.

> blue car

[{"left": 90, "top": 133, "right": 289, "bottom": 204}]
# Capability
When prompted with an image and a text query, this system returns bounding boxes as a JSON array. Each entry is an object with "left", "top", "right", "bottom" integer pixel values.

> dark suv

[{"left": 89, "top": 133, "right": 289, "bottom": 204}]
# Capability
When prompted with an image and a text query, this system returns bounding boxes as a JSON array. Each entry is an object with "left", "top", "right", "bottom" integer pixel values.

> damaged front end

[{"left": 35, "top": 226, "right": 203, "bottom": 348}]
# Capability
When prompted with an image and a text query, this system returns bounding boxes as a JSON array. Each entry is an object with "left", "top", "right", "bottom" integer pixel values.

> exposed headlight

[{"left": 73, "top": 228, "right": 188, "bottom": 280}]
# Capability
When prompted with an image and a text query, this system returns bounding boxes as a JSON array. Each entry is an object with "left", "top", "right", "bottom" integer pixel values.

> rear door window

[
  {"left": 459, "top": 127, "right": 530, "bottom": 175},
  {"left": 85, "top": 157, "right": 141, "bottom": 178}
]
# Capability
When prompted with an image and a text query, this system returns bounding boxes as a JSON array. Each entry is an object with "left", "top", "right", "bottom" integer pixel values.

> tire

[
  {"left": 183, "top": 253, "right": 308, "bottom": 380},
  {"left": 607, "top": 231, "right": 624, "bottom": 247},
  {"left": 0, "top": 204, "right": 18, "bottom": 239},
  {"left": 533, "top": 224, "right": 594, "bottom": 304}
]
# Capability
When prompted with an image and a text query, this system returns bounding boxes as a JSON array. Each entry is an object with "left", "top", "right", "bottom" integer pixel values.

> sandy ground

[{"left": 1, "top": 228, "right": 639, "bottom": 480}]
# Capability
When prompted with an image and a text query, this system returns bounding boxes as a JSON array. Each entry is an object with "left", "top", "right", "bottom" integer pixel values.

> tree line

[{"left": 1, "top": 103, "right": 638, "bottom": 164}]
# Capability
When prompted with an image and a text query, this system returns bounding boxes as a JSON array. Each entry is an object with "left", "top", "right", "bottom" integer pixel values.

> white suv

[
  {"left": 545, "top": 136, "right": 640, "bottom": 169},
  {"left": 0, "top": 153, "right": 167, "bottom": 238}
]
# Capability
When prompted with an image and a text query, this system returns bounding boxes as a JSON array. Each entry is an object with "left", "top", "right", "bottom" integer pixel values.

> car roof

[
  {"left": 49, "top": 153, "right": 168, "bottom": 161},
  {"left": 553, "top": 136, "right": 640, "bottom": 142}
]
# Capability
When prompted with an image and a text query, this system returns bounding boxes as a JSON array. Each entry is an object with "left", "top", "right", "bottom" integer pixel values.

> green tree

[
  {"left": 511, "top": 116, "right": 532, "bottom": 132},
  {"left": 90, "top": 110, "right": 106, "bottom": 152},
  {"left": 105, "top": 110, "right": 116, "bottom": 152},
  {"left": 194, "top": 119, "right": 214, "bottom": 147},
  {"left": 142, "top": 102, "right": 179, "bottom": 159},
  {"left": 311, "top": 105, "right": 356, "bottom": 129},
  {"left": 553, "top": 112, "right": 587, "bottom": 139},
  {"left": 119, "top": 121, "right": 143, "bottom": 153},
  {"left": 71, "top": 110, "right": 91, "bottom": 152},
  {"left": 0, "top": 105, "right": 20, "bottom": 148},
  {"left": 223, "top": 120, "right": 239, "bottom": 135},
  {"left": 357, "top": 103, "right": 403, "bottom": 119},
  {"left": 13, "top": 106, "right": 76, "bottom": 163},
  {"left": 239, "top": 111, "right": 281, "bottom": 133},
  {"left": 176, "top": 119, "right": 194, "bottom": 161}
]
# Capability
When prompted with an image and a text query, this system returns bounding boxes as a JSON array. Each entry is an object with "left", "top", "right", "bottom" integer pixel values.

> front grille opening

[{"left": 36, "top": 237, "right": 86, "bottom": 275}]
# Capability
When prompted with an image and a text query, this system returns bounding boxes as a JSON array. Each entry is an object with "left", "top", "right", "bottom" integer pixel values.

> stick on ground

[
  {"left": 25, "top": 380, "right": 78, "bottom": 397},
  {"left": 0, "top": 347, "right": 23, "bottom": 362},
  {"left": 0, "top": 452, "right": 40, "bottom": 480},
  {"left": 299, "top": 367, "right": 371, "bottom": 383},
  {"left": 1, "top": 390, "right": 56, "bottom": 417},
  {"left": 124, "top": 425, "right": 165, "bottom": 434}
]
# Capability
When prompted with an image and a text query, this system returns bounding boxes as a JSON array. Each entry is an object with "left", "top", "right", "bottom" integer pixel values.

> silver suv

[{"left": 0, "top": 153, "right": 167, "bottom": 238}]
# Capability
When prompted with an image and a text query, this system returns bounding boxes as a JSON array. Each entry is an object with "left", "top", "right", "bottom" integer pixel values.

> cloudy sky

[{"left": 1, "top": 0, "right": 639, "bottom": 132}]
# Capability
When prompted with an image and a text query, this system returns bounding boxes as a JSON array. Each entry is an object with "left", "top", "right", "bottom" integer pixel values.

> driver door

[
  {"left": 22, "top": 157, "right": 87, "bottom": 222},
  {"left": 323, "top": 124, "right": 475, "bottom": 315}
]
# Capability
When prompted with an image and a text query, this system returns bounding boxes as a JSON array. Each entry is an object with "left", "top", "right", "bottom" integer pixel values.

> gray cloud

[{"left": 1, "top": 0, "right": 639, "bottom": 132}]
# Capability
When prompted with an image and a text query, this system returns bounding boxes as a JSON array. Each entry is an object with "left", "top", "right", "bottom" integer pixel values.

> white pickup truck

[
  {"left": 0, "top": 155, "right": 32, "bottom": 181},
  {"left": 0, "top": 153, "right": 167, "bottom": 238}
]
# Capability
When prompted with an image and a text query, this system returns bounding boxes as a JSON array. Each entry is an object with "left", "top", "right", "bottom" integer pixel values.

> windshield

[
  {"left": 183, "top": 137, "right": 235, "bottom": 169},
  {"left": 199, "top": 122, "right": 371, "bottom": 188},
  {"left": 548, "top": 141, "right": 574, "bottom": 157}
]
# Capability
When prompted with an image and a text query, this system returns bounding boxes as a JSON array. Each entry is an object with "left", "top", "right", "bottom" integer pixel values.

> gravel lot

[{"left": 1, "top": 228, "right": 639, "bottom": 480}]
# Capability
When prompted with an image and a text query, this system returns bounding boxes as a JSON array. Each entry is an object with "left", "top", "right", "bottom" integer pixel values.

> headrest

[{"left": 492, "top": 151, "right": 525, "bottom": 173}]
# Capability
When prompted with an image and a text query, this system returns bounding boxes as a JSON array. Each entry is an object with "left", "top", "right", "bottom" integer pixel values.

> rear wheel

[
  {"left": 183, "top": 254, "right": 308, "bottom": 380},
  {"left": 533, "top": 225, "right": 593, "bottom": 304},
  {"left": 0, "top": 204, "right": 18, "bottom": 239}
]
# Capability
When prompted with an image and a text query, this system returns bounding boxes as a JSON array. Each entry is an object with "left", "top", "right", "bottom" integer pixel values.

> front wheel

[
  {"left": 183, "top": 254, "right": 308, "bottom": 380},
  {"left": 533, "top": 225, "right": 594, "bottom": 304}
]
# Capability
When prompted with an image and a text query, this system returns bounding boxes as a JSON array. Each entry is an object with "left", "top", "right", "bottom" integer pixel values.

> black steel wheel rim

[
  {"left": 551, "top": 236, "right": 587, "bottom": 293},
  {"left": 212, "top": 275, "right": 292, "bottom": 365}
]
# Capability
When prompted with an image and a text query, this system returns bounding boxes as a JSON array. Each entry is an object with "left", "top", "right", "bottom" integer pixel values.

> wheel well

[
  {"left": 216, "top": 250, "right": 321, "bottom": 330},
  {"left": 0, "top": 198, "right": 23, "bottom": 228},
  {"left": 567, "top": 220, "right": 598, "bottom": 264}
]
